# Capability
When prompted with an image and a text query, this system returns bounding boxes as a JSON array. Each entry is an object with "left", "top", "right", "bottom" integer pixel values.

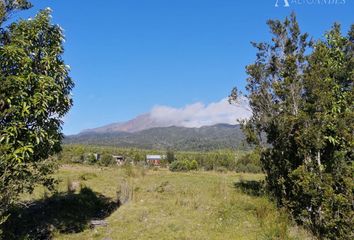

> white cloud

[{"left": 149, "top": 97, "right": 251, "bottom": 128}]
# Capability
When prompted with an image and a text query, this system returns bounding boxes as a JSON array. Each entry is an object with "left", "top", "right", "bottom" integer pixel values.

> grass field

[{"left": 5, "top": 165, "right": 314, "bottom": 240}]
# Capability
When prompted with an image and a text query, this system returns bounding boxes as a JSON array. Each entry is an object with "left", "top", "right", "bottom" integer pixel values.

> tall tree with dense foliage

[
  {"left": 235, "top": 13, "right": 353, "bottom": 239},
  {"left": 0, "top": 0, "right": 73, "bottom": 229},
  {"left": 166, "top": 149, "right": 175, "bottom": 163}
]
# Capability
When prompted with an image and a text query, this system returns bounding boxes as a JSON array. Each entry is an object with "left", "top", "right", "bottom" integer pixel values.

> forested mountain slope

[{"left": 64, "top": 124, "right": 247, "bottom": 151}]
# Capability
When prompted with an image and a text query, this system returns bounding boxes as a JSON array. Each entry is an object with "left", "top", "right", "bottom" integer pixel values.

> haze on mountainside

[{"left": 80, "top": 97, "right": 251, "bottom": 134}]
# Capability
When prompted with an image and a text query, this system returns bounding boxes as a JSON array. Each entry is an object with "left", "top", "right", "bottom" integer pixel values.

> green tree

[
  {"left": 236, "top": 13, "right": 353, "bottom": 239},
  {"left": 0, "top": 0, "right": 32, "bottom": 25},
  {"left": 166, "top": 149, "right": 175, "bottom": 163},
  {"left": 0, "top": 1, "right": 73, "bottom": 229}
]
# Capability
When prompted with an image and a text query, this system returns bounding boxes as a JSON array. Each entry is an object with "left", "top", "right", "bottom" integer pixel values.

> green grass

[{"left": 12, "top": 165, "right": 314, "bottom": 240}]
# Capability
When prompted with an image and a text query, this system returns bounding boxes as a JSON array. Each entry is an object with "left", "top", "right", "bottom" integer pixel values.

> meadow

[{"left": 3, "top": 164, "right": 314, "bottom": 240}]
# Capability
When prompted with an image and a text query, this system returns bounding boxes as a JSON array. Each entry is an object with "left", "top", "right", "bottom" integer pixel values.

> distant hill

[{"left": 64, "top": 124, "right": 248, "bottom": 151}]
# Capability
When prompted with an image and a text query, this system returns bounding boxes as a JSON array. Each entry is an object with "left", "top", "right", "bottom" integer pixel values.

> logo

[
  {"left": 275, "top": 0, "right": 347, "bottom": 7},
  {"left": 275, "top": 0, "right": 290, "bottom": 7}
]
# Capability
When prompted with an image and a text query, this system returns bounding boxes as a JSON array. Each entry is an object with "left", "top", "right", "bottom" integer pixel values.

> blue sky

[{"left": 15, "top": 0, "right": 354, "bottom": 134}]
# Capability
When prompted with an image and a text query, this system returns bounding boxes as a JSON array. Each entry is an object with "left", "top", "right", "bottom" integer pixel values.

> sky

[{"left": 14, "top": 0, "right": 354, "bottom": 134}]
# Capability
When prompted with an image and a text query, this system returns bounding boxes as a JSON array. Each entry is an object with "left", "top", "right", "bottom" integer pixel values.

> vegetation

[
  {"left": 169, "top": 159, "right": 199, "bottom": 172},
  {"left": 2, "top": 186, "right": 118, "bottom": 239},
  {"left": 166, "top": 149, "right": 175, "bottom": 163},
  {"left": 58, "top": 145, "right": 262, "bottom": 172},
  {"left": 234, "top": 151, "right": 262, "bottom": 173},
  {"left": 64, "top": 124, "right": 249, "bottom": 151},
  {"left": 0, "top": 0, "right": 73, "bottom": 232},
  {"left": 0, "top": 1, "right": 349, "bottom": 238},
  {"left": 234, "top": 13, "right": 353, "bottom": 239},
  {"left": 99, "top": 154, "right": 115, "bottom": 166},
  {"left": 1, "top": 164, "right": 314, "bottom": 239}
]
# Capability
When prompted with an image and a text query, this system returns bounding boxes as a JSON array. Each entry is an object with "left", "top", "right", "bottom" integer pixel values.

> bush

[
  {"left": 189, "top": 160, "right": 198, "bottom": 171},
  {"left": 201, "top": 151, "right": 236, "bottom": 171},
  {"left": 235, "top": 151, "right": 262, "bottom": 173},
  {"left": 169, "top": 160, "right": 190, "bottom": 172},
  {"left": 168, "top": 159, "right": 198, "bottom": 172},
  {"left": 123, "top": 164, "right": 135, "bottom": 177},
  {"left": 99, "top": 154, "right": 115, "bottom": 166},
  {"left": 85, "top": 154, "right": 97, "bottom": 165},
  {"left": 289, "top": 165, "right": 353, "bottom": 239}
]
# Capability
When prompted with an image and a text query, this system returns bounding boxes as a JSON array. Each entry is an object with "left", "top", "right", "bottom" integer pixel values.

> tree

[
  {"left": 0, "top": 1, "right": 73, "bottom": 229},
  {"left": 0, "top": 0, "right": 32, "bottom": 25},
  {"left": 166, "top": 149, "right": 175, "bottom": 163},
  {"left": 236, "top": 13, "right": 353, "bottom": 239}
]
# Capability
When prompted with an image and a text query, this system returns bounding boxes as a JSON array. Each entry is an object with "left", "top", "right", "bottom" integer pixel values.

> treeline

[{"left": 58, "top": 145, "right": 262, "bottom": 173}]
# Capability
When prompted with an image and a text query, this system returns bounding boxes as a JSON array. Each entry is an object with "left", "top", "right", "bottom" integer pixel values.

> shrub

[
  {"left": 85, "top": 154, "right": 97, "bottom": 165},
  {"left": 99, "top": 154, "right": 115, "bottom": 166},
  {"left": 289, "top": 165, "right": 353, "bottom": 239},
  {"left": 169, "top": 160, "right": 190, "bottom": 172},
  {"left": 123, "top": 164, "right": 135, "bottom": 177},
  {"left": 189, "top": 160, "right": 198, "bottom": 171},
  {"left": 235, "top": 151, "right": 262, "bottom": 173}
]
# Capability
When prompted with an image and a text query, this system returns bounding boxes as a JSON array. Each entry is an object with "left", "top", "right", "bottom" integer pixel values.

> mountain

[
  {"left": 82, "top": 97, "right": 251, "bottom": 134},
  {"left": 70, "top": 98, "right": 251, "bottom": 151},
  {"left": 81, "top": 113, "right": 172, "bottom": 133},
  {"left": 64, "top": 124, "right": 248, "bottom": 151}
]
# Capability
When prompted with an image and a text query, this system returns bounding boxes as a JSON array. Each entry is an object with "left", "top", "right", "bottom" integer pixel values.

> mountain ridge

[
  {"left": 80, "top": 98, "right": 251, "bottom": 134},
  {"left": 81, "top": 113, "right": 171, "bottom": 134},
  {"left": 65, "top": 124, "right": 247, "bottom": 151}
]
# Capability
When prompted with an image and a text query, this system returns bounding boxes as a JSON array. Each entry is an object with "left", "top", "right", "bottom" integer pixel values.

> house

[
  {"left": 146, "top": 155, "right": 163, "bottom": 166},
  {"left": 112, "top": 155, "right": 125, "bottom": 165}
]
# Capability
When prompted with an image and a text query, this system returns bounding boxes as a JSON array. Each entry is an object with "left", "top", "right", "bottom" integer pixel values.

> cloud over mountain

[
  {"left": 150, "top": 98, "right": 251, "bottom": 128},
  {"left": 82, "top": 98, "right": 251, "bottom": 133}
]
